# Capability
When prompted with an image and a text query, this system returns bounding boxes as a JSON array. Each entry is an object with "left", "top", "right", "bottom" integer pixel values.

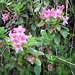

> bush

[{"left": 0, "top": 0, "right": 75, "bottom": 75}]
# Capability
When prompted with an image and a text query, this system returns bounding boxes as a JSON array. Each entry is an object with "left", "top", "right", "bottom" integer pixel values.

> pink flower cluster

[
  {"left": 9, "top": 26, "right": 32, "bottom": 53},
  {"left": 39, "top": 5, "right": 69, "bottom": 25},
  {"left": 2, "top": 10, "right": 16, "bottom": 23},
  {"left": 2, "top": 13, "right": 9, "bottom": 23}
]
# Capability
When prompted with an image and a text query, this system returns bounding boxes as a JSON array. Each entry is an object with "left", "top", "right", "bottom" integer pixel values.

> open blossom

[
  {"left": 61, "top": 16, "right": 69, "bottom": 25},
  {"left": 57, "top": 5, "right": 65, "bottom": 10},
  {"left": 13, "top": 26, "right": 25, "bottom": 33},
  {"left": 12, "top": 42, "right": 23, "bottom": 53},
  {"left": 2, "top": 13, "right": 9, "bottom": 23},
  {"left": 53, "top": 9, "right": 62, "bottom": 18},
  {"left": 9, "top": 26, "right": 31, "bottom": 53},
  {"left": 39, "top": 7, "right": 55, "bottom": 21}
]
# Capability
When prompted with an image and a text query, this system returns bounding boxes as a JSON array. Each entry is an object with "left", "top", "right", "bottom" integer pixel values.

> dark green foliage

[{"left": 0, "top": 0, "right": 75, "bottom": 75}]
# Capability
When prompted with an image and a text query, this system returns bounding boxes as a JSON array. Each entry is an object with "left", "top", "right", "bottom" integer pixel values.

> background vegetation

[{"left": 0, "top": 0, "right": 75, "bottom": 75}]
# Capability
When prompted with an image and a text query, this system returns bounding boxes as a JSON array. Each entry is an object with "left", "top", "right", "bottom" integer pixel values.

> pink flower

[
  {"left": 9, "top": 26, "right": 31, "bottom": 53},
  {"left": 39, "top": 5, "right": 65, "bottom": 22},
  {"left": 39, "top": 8, "right": 55, "bottom": 21},
  {"left": 13, "top": 26, "right": 25, "bottom": 33},
  {"left": 2, "top": 13, "right": 9, "bottom": 23},
  {"left": 39, "top": 12, "right": 45, "bottom": 19},
  {"left": 29, "top": 32, "right": 32, "bottom": 37},
  {"left": 20, "top": 34, "right": 29, "bottom": 44},
  {"left": 3, "top": 10, "right": 8, "bottom": 12},
  {"left": 39, "top": 7, "right": 47, "bottom": 19},
  {"left": 12, "top": 43, "right": 23, "bottom": 53},
  {"left": 49, "top": 8, "right": 55, "bottom": 17},
  {"left": 61, "top": 16, "right": 69, "bottom": 25},
  {"left": 42, "top": 7, "right": 47, "bottom": 13},
  {"left": 57, "top": 5, "right": 65, "bottom": 10},
  {"left": 53, "top": 9, "right": 62, "bottom": 18},
  {"left": 11, "top": 14, "right": 16, "bottom": 18}
]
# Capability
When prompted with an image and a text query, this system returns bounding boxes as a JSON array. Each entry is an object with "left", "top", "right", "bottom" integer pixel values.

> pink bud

[
  {"left": 3, "top": 10, "right": 8, "bottom": 12},
  {"left": 48, "top": 5, "right": 50, "bottom": 8}
]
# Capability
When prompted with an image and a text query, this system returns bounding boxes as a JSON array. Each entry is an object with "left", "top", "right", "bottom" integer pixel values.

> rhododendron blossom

[
  {"left": 39, "top": 5, "right": 69, "bottom": 25},
  {"left": 9, "top": 26, "right": 32, "bottom": 53},
  {"left": 53, "top": 9, "right": 62, "bottom": 18},
  {"left": 39, "top": 6, "right": 62, "bottom": 20},
  {"left": 57, "top": 5, "right": 65, "bottom": 10},
  {"left": 13, "top": 26, "right": 25, "bottom": 33},
  {"left": 2, "top": 13, "right": 9, "bottom": 23},
  {"left": 39, "top": 7, "right": 55, "bottom": 21},
  {"left": 61, "top": 16, "right": 69, "bottom": 25}
]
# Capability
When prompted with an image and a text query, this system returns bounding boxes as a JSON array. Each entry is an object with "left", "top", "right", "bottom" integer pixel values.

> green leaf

[
  {"left": 53, "top": 0, "right": 56, "bottom": 3},
  {"left": 49, "top": 33, "right": 55, "bottom": 38},
  {"left": 54, "top": 33, "right": 60, "bottom": 44},
  {"left": 61, "top": 13, "right": 64, "bottom": 16},
  {"left": 5, "top": 64, "right": 11, "bottom": 69},
  {"left": 7, "top": 42, "right": 13, "bottom": 45},
  {"left": 7, "top": 2, "right": 12, "bottom": 5},
  {"left": 28, "top": 37, "right": 33, "bottom": 44},
  {"left": 56, "top": 25, "right": 61, "bottom": 31},
  {"left": 41, "top": 30, "right": 47, "bottom": 39},
  {"left": 20, "top": 5, "right": 23, "bottom": 9},
  {"left": 34, "top": 4, "right": 41, "bottom": 12},
  {"left": 44, "top": 0, "right": 49, "bottom": 6},
  {"left": 22, "top": 14, "right": 28, "bottom": 17},
  {"left": 5, "top": 37, "right": 9, "bottom": 42},
  {"left": 27, "top": 4, "right": 33, "bottom": 12},
  {"left": 52, "top": 18, "right": 57, "bottom": 25},
  {"left": 33, "top": 0, "right": 39, "bottom": 3},
  {"left": 19, "top": 17, "right": 24, "bottom": 23},
  {"left": 61, "top": 25, "right": 69, "bottom": 31},
  {"left": 0, "top": 0, "right": 6, "bottom": 3},
  {"left": 45, "top": 54, "right": 50, "bottom": 59},
  {"left": 35, "top": 57, "right": 41, "bottom": 66},
  {"left": 60, "top": 29, "right": 69, "bottom": 39},
  {"left": 29, "top": 48, "right": 44, "bottom": 55},
  {"left": 16, "top": 4, "right": 20, "bottom": 10},
  {"left": 0, "top": 27, "right": 6, "bottom": 33},
  {"left": 5, "top": 63, "right": 15, "bottom": 70},
  {"left": 45, "top": 54, "right": 55, "bottom": 62},
  {"left": 31, "top": 24, "right": 36, "bottom": 31},
  {"left": 38, "top": 21, "right": 45, "bottom": 27},
  {"left": 34, "top": 65, "right": 41, "bottom": 75}
]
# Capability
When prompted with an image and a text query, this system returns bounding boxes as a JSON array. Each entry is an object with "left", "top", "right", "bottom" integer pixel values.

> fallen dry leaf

[
  {"left": 38, "top": 21, "right": 45, "bottom": 27},
  {"left": 48, "top": 63, "right": 53, "bottom": 71},
  {"left": 39, "top": 45, "right": 46, "bottom": 50},
  {"left": 48, "top": 49, "right": 52, "bottom": 55},
  {"left": 49, "top": 27, "right": 54, "bottom": 34},
  {"left": 0, "top": 43, "right": 4, "bottom": 48},
  {"left": 49, "top": 27, "right": 56, "bottom": 34},
  {"left": 27, "top": 53, "right": 35, "bottom": 65}
]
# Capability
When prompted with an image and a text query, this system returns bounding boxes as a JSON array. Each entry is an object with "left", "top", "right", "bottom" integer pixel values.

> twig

[
  {"left": 0, "top": 48, "right": 6, "bottom": 57},
  {"left": 66, "top": 0, "right": 68, "bottom": 15},
  {"left": 71, "top": 70, "right": 74, "bottom": 75},
  {"left": 71, "top": 34, "right": 75, "bottom": 37},
  {"left": 54, "top": 56, "right": 75, "bottom": 66},
  {"left": 56, "top": 0, "right": 59, "bottom": 6},
  {"left": 60, "top": 47, "right": 70, "bottom": 56}
]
